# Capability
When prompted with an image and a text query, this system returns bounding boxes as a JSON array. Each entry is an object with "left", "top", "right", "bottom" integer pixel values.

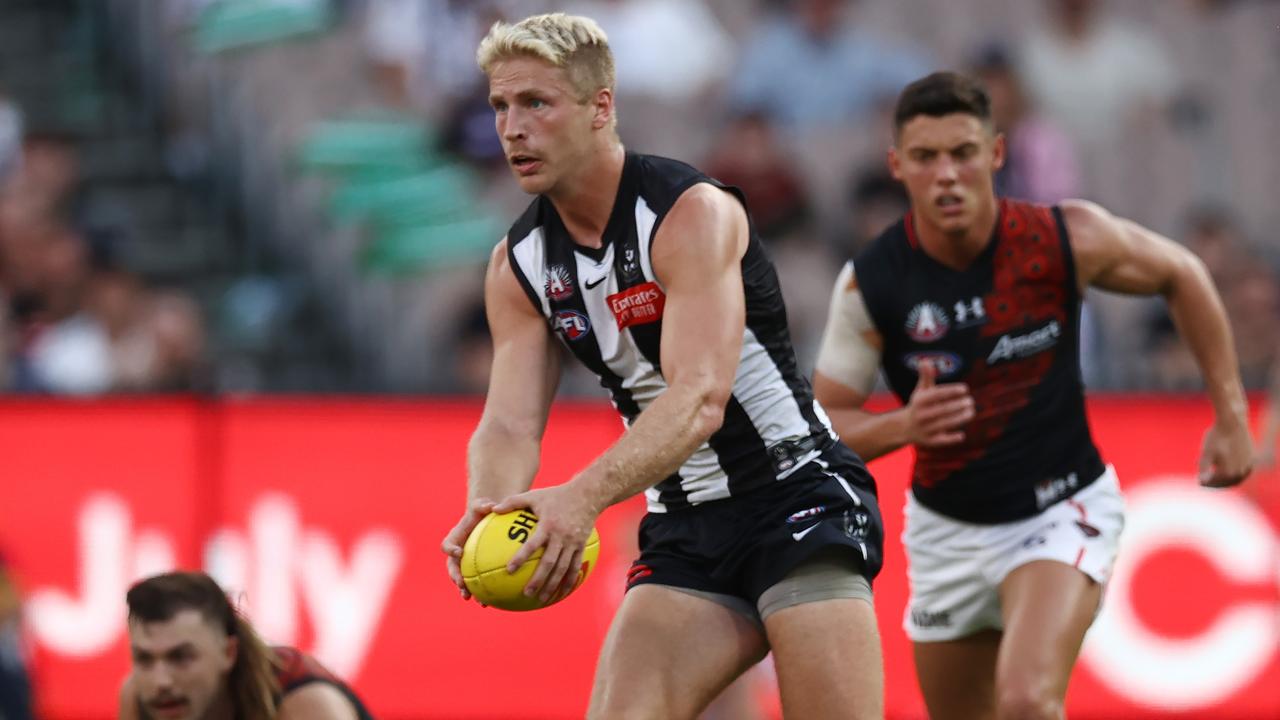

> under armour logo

[{"left": 953, "top": 297, "right": 986, "bottom": 325}]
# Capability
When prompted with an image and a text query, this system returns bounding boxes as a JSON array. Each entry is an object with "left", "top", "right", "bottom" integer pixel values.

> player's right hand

[
  {"left": 441, "top": 498, "right": 496, "bottom": 601},
  {"left": 906, "top": 361, "right": 975, "bottom": 447}
]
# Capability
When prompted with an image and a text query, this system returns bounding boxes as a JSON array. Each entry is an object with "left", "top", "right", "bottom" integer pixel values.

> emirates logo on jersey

[
  {"left": 905, "top": 302, "right": 950, "bottom": 342},
  {"left": 545, "top": 264, "right": 574, "bottom": 301},
  {"left": 608, "top": 282, "right": 665, "bottom": 330}
]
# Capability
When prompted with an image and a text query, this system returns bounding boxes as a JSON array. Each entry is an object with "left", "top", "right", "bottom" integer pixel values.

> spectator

[
  {"left": 704, "top": 111, "right": 811, "bottom": 240},
  {"left": 1019, "top": 0, "right": 1178, "bottom": 152},
  {"left": 727, "top": 0, "right": 930, "bottom": 131},
  {"left": 0, "top": 552, "right": 33, "bottom": 720},
  {"left": 839, "top": 166, "right": 909, "bottom": 258},
  {"left": 1143, "top": 206, "right": 1269, "bottom": 390},
  {"left": 566, "top": 0, "right": 733, "bottom": 103},
  {"left": 972, "top": 43, "right": 1080, "bottom": 204},
  {"left": 21, "top": 227, "right": 113, "bottom": 394},
  {"left": 0, "top": 93, "right": 21, "bottom": 184},
  {"left": 449, "top": 297, "right": 492, "bottom": 395}
]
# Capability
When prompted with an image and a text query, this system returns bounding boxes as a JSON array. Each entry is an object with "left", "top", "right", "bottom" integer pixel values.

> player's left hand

[
  {"left": 493, "top": 483, "right": 600, "bottom": 603},
  {"left": 1199, "top": 419, "right": 1253, "bottom": 488}
]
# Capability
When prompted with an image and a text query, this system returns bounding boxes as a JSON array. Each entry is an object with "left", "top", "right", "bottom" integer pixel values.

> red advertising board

[{"left": 0, "top": 397, "right": 1276, "bottom": 719}]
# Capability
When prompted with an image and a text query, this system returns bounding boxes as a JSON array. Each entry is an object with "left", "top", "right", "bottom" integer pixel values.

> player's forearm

[
  {"left": 825, "top": 405, "right": 910, "bottom": 462},
  {"left": 466, "top": 422, "right": 541, "bottom": 502},
  {"left": 1166, "top": 255, "right": 1248, "bottom": 424},
  {"left": 567, "top": 383, "right": 726, "bottom": 512}
]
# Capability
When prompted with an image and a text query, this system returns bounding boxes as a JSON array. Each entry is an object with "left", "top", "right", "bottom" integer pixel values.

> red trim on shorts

[
  {"left": 1067, "top": 498, "right": 1086, "bottom": 520},
  {"left": 1074, "top": 547, "right": 1085, "bottom": 568}
]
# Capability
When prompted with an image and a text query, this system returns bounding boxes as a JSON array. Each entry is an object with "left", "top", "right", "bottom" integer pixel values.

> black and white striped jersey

[{"left": 505, "top": 152, "right": 839, "bottom": 513}]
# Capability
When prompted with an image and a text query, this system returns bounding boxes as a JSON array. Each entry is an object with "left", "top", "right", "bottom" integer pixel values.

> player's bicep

[
  {"left": 1067, "top": 200, "right": 1188, "bottom": 296},
  {"left": 479, "top": 239, "right": 560, "bottom": 439},
  {"left": 814, "top": 263, "right": 882, "bottom": 400},
  {"left": 653, "top": 185, "right": 747, "bottom": 396}
]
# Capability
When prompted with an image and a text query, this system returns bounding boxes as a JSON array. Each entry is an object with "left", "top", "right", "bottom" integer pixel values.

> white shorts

[{"left": 903, "top": 466, "right": 1125, "bottom": 642}]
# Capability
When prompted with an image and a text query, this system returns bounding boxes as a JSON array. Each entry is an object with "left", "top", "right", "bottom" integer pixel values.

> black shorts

[{"left": 626, "top": 443, "right": 884, "bottom": 607}]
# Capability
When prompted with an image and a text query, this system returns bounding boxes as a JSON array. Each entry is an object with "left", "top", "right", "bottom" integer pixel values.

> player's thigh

[
  {"left": 764, "top": 596, "right": 882, "bottom": 720},
  {"left": 912, "top": 631, "right": 1001, "bottom": 720},
  {"left": 589, "top": 584, "right": 767, "bottom": 720},
  {"left": 995, "top": 560, "right": 1100, "bottom": 713}
]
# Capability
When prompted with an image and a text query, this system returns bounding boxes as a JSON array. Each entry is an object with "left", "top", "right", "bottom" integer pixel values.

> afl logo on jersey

[
  {"left": 904, "top": 352, "right": 963, "bottom": 378},
  {"left": 545, "top": 264, "right": 574, "bottom": 301},
  {"left": 553, "top": 310, "right": 591, "bottom": 341},
  {"left": 905, "top": 302, "right": 950, "bottom": 342}
]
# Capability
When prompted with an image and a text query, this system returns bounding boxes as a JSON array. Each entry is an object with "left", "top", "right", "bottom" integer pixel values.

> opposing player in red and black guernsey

[
  {"left": 120, "top": 571, "right": 374, "bottom": 720},
  {"left": 442, "top": 13, "right": 885, "bottom": 720},
  {"left": 813, "top": 72, "right": 1253, "bottom": 720}
]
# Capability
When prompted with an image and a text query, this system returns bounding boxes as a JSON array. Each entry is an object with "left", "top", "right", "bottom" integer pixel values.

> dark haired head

[
  {"left": 893, "top": 72, "right": 993, "bottom": 139},
  {"left": 126, "top": 571, "right": 280, "bottom": 720},
  {"left": 127, "top": 571, "right": 236, "bottom": 634}
]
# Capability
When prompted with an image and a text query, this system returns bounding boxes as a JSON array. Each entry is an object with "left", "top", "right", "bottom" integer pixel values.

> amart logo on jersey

[{"left": 987, "top": 320, "right": 1061, "bottom": 363}]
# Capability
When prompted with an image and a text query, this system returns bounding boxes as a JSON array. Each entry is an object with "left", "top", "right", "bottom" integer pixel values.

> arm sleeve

[{"left": 814, "top": 262, "right": 882, "bottom": 396}]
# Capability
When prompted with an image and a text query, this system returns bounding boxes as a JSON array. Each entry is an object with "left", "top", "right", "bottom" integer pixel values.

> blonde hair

[{"left": 476, "top": 13, "right": 615, "bottom": 104}]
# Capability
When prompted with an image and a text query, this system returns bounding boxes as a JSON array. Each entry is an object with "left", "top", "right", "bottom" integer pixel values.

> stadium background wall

[{"left": 1, "top": 397, "right": 1276, "bottom": 719}]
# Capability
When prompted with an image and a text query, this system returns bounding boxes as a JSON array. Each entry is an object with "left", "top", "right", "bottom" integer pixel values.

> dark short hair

[{"left": 893, "top": 72, "right": 993, "bottom": 135}]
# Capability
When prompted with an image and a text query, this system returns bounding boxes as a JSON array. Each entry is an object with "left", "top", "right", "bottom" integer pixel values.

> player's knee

[
  {"left": 589, "top": 683, "right": 700, "bottom": 720},
  {"left": 995, "top": 682, "right": 1063, "bottom": 720}
]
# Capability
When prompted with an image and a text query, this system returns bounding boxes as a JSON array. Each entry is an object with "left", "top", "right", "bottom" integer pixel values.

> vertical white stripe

[
  {"left": 634, "top": 198, "right": 661, "bottom": 290},
  {"left": 731, "top": 328, "right": 813, "bottom": 445},
  {"left": 509, "top": 227, "right": 550, "bottom": 316}
]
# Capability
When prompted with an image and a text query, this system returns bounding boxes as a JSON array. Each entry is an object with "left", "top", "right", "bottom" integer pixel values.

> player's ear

[
  {"left": 991, "top": 132, "right": 1007, "bottom": 172},
  {"left": 590, "top": 87, "right": 614, "bottom": 130},
  {"left": 223, "top": 634, "right": 239, "bottom": 671},
  {"left": 887, "top": 146, "right": 903, "bottom": 181}
]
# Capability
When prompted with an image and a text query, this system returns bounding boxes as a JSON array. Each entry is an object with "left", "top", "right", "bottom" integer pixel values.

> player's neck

[
  {"left": 547, "top": 141, "right": 626, "bottom": 250},
  {"left": 914, "top": 198, "right": 999, "bottom": 270},
  {"left": 204, "top": 689, "right": 235, "bottom": 720}
]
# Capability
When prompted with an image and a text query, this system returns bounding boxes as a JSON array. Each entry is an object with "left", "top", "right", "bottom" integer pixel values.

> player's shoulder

[
  {"left": 633, "top": 152, "right": 705, "bottom": 186},
  {"left": 1057, "top": 198, "right": 1113, "bottom": 231},
  {"left": 1054, "top": 198, "right": 1123, "bottom": 251},
  {"left": 278, "top": 681, "right": 360, "bottom": 720},
  {"left": 505, "top": 196, "right": 546, "bottom": 251},
  {"left": 632, "top": 152, "right": 719, "bottom": 212},
  {"left": 853, "top": 214, "right": 911, "bottom": 272}
]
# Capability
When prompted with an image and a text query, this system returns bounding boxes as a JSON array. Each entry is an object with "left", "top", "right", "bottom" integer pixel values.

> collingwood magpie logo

[{"left": 620, "top": 247, "right": 641, "bottom": 281}]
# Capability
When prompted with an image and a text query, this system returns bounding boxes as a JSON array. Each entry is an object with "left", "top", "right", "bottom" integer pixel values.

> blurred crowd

[
  {"left": 0, "top": 110, "right": 205, "bottom": 394},
  {"left": 2, "top": 0, "right": 1279, "bottom": 397},
  {"left": 361, "top": 0, "right": 1280, "bottom": 395}
]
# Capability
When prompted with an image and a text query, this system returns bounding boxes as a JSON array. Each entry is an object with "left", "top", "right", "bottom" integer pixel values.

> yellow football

[{"left": 461, "top": 510, "right": 600, "bottom": 611}]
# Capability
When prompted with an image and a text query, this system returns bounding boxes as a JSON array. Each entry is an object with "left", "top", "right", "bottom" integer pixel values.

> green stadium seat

[
  {"left": 362, "top": 217, "right": 499, "bottom": 274},
  {"left": 196, "top": 0, "right": 333, "bottom": 54}
]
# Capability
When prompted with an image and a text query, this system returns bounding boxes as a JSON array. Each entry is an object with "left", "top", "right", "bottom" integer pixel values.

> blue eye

[{"left": 529, "top": 99, "right": 545, "bottom": 109}]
